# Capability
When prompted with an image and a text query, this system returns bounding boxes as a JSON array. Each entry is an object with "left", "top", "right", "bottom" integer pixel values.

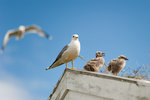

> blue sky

[{"left": 0, "top": 0, "right": 150, "bottom": 100}]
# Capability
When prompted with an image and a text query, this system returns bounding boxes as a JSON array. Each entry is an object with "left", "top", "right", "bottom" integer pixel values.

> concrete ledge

[{"left": 49, "top": 69, "right": 150, "bottom": 100}]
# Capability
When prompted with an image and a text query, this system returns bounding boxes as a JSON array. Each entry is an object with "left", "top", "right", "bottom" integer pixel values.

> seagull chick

[
  {"left": 107, "top": 55, "right": 128, "bottom": 75},
  {"left": 0, "top": 25, "right": 52, "bottom": 53},
  {"left": 84, "top": 51, "right": 105, "bottom": 72},
  {"left": 45, "top": 34, "right": 80, "bottom": 70}
]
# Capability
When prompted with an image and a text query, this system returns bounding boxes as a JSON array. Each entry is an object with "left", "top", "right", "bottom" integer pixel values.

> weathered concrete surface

[{"left": 49, "top": 69, "right": 150, "bottom": 100}]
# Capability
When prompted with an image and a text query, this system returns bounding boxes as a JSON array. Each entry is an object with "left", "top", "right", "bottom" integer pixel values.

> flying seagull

[
  {"left": 84, "top": 51, "right": 105, "bottom": 72},
  {"left": 0, "top": 25, "right": 52, "bottom": 53},
  {"left": 45, "top": 34, "right": 80, "bottom": 70},
  {"left": 107, "top": 55, "right": 128, "bottom": 75}
]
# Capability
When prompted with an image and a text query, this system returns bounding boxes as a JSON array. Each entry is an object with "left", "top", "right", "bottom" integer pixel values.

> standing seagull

[
  {"left": 84, "top": 51, "right": 105, "bottom": 72},
  {"left": 0, "top": 25, "right": 52, "bottom": 53},
  {"left": 45, "top": 34, "right": 80, "bottom": 70},
  {"left": 107, "top": 55, "right": 128, "bottom": 75}
]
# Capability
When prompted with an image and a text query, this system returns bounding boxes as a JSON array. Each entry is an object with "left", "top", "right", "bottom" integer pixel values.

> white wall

[{"left": 49, "top": 69, "right": 150, "bottom": 100}]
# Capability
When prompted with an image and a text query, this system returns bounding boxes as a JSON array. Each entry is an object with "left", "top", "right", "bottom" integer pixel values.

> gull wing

[
  {"left": 108, "top": 59, "right": 123, "bottom": 74},
  {"left": 84, "top": 57, "right": 104, "bottom": 72},
  {"left": 1, "top": 30, "right": 19, "bottom": 53},
  {"left": 45, "top": 45, "right": 69, "bottom": 70},
  {"left": 24, "top": 25, "right": 52, "bottom": 40}
]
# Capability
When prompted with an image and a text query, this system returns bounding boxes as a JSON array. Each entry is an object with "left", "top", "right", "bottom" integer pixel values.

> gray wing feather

[
  {"left": 53, "top": 45, "right": 69, "bottom": 64},
  {"left": 24, "top": 25, "right": 51, "bottom": 39},
  {"left": 45, "top": 45, "right": 69, "bottom": 70},
  {"left": 1, "top": 30, "right": 19, "bottom": 52}
]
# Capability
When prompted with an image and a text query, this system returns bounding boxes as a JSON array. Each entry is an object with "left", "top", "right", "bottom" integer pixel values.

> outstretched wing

[
  {"left": 1, "top": 30, "right": 18, "bottom": 53},
  {"left": 24, "top": 25, "right": 52, "bottom": 40}
]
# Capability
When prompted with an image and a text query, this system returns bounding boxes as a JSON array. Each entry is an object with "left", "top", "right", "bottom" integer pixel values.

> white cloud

[
  {"left": 0, "top": 70, "right": 34, "bottom": 100},
  {"left": 0, "top": 47, "right": 51, "bottom": 100},
  {"left": 0, "top": 81, "right": 33, "bottom": 100}
]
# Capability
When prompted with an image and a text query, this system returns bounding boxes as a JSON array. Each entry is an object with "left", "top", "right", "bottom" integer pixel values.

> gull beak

[
  {"left": 102, "top": 53, "right": 105, "bottom": 56},
  {"left": 75, "top": 37, "right": 78, "bottom": 39},
  {"left": 125, "top": 58, "right": 128, "bottom": 60}
]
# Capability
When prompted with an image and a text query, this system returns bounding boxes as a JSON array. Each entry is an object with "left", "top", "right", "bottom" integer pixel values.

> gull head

[
  {"left": 72, "top": 34, "right": 79, "bottom": 41},
  {"left": 118, "top": 55, "right": 128, "bottom": 60},
  {"left": 96, "top": 51, "right": 105, "bottom": 57},
  {"left": 18, "top": 25, "right": 25, "bottom": 32}
]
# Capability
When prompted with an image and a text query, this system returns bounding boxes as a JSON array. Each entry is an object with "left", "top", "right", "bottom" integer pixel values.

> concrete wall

[{"left": 49, "top": 69, "right": 150, "bottom": 100}]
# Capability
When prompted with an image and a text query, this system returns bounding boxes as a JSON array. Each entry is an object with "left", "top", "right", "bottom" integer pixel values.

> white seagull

[
  {"left": 0, "top": 25, "right": 52, "bottom": 53},
  {"left": 45, "top": 34, "right": 80, "bottom": 70}
]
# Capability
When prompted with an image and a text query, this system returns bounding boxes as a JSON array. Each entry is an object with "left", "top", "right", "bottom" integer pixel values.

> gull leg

[
  {"left": 113, "top": 73, "right": 117, "bottom": 76},
  {"left": 66, "top": 63, "right": 68, "bottom": 68},
  {"left": 72, "top": 60, "right": 77, "bottom": 70},
  {"left": 72, "top": 60, "right": 74, "bottom": 69},
  {"left": 114, "top": 73, "right": 117, "bottom": 76},
  {"left": 66, "top": 63, "right": 71, "bottom": 69}
]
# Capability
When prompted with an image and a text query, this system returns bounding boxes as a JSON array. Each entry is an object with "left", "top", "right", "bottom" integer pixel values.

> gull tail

[
  {"left": 45, "top": 62, "right": 58, "bottom": 70},
  {"left": 45, "top": 60, "right": 64, "bottom": 70},
  {"left": 45, "top": 66, "right": 53, "bottom": 70}
]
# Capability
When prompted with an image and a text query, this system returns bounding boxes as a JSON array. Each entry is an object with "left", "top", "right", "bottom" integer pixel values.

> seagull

[
  {"left": 107, "top": 55, "right": 128, "bottom": 75},
  {"left": 84, "top": 51, "right": 105, "bottom": 72},
  {"left": 45, "top": 34, "right": 80, "bottom": 70},
  {"left": 0, "top": 25, "right": 52, "bottom": 53}
]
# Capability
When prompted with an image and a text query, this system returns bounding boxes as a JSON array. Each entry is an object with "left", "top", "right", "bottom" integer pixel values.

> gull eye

[{"left": 73, "top": 36, "right": 75, "bottom": 38}]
